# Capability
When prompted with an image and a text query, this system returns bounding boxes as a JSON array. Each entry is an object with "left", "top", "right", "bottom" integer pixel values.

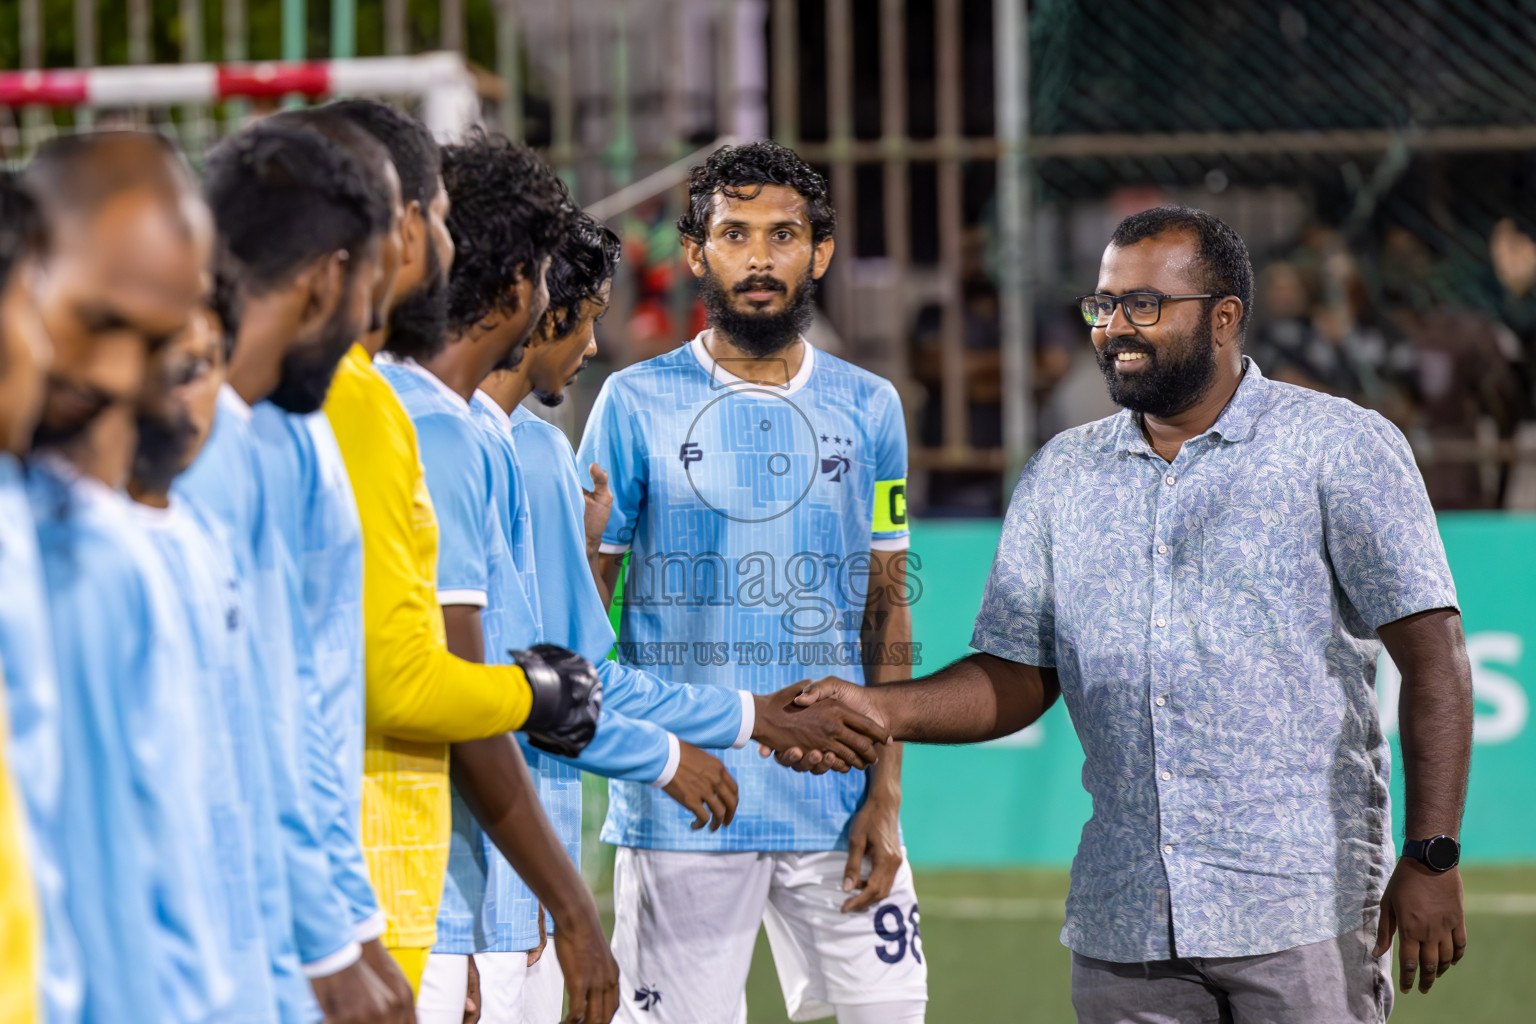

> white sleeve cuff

[
  {"left": 598, "top": 541, "right": 630, "bottom": 555},
  {"left": 353, "top": 910, "right": 387, "bottom": 944},
  {"left": 300, "top": 939, "right": 362, "bottom": 979},
  {"left": 650, "top": 733, "right": 682, "bottom": 788},
  {"left": 437, "top": 588, "right": 488, "bottom": 607},
  {"left": 732, "top": 690, "right": 756, "bottom": 749},
  {"left": 870, "top": 536, "right": 911, "bottom": 551}
]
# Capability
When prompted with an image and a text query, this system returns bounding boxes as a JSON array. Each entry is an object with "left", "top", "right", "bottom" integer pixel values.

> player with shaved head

[{"left": 20, "top": 130, "right": 232, "bottom": 1024}]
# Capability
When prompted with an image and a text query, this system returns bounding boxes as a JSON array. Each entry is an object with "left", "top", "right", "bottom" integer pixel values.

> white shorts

[
  {"left": 417, "top": 946, "right": 564, "bottom": 1024},
  {"left": 611, "top": 847, "right": 928, "bottom": 1023}
]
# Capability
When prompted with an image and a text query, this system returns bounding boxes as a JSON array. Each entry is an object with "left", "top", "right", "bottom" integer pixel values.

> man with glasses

[{"left": 790, "top": 206, "right": 1474, "bottom": 1022}]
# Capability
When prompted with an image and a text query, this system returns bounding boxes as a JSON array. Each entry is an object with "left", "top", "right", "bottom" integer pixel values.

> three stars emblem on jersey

[{"left": 819, "top": 433, "right": 853, "bottom": 483}]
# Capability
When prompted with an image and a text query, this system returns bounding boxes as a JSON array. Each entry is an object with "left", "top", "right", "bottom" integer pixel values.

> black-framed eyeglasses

[{"left": 1077, "top": 292, "right": 1217, "bottom": 328}]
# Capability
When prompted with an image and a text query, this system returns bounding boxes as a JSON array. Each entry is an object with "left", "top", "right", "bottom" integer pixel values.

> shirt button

[
  {"left": 1155, "top": 617, "right": 1167, "bottom": 628},
  {"left": 1155, "top": 696, "right": 1167, "bottom": 707},
  {"left": 1161, "top": 770, "right": 1172, "bottom": 781},
  {"left": 1163, "top": 844, "right": 1174, "bottom": 856},
  {"left": 1158, "top": 544, "right": 1168, "bottom": 554},
  {"left": 1165, "top": 475, "right": 1176, "bottom": 486}
]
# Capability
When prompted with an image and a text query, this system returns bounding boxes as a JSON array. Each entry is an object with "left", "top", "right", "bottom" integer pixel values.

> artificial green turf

[
  {"left": 736, "top": 865, "right": 1536, "bottom": 1023},
  {"left": 582, "top": 782, "right": 1536, "bottom": 1021}
]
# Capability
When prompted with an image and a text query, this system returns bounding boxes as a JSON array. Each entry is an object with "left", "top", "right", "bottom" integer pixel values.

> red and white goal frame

[{"left": 0, "top": 51, "right": 481, "bottom": 142}]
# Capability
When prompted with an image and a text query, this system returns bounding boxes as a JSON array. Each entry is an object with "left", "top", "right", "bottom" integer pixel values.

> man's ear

[
  {"left": 297, "top": 251, "right": 347, "bottom": 333},
  {"left": 398, "top": 200, "right": 425, "bottom": 269},
  {"left": 1212, "top": 295, "right": 1244, "bottom": 348},
  {"left": 810, "top": 236, "right": 836, "bottom": 280},
  {"left": 682, "top": 234, "right": 707, "bottom": 279},
  {"left": 507, "top": 269, "right": 533, "bottom": 315}
]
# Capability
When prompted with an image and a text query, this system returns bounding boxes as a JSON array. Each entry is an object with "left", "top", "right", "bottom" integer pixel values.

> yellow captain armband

[{"left": 873, "top": 478, "right": 909, "bottom": 533}]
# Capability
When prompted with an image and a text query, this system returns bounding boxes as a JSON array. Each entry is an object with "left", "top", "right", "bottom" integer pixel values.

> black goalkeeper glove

[{"left": 511, "top": 644, "right": 603, "bottom": 757}]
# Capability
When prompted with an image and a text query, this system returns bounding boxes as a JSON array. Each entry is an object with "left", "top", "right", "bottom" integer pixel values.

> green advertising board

[{"left": 900, "top": 514, "right": 1536, "bottom": 867}]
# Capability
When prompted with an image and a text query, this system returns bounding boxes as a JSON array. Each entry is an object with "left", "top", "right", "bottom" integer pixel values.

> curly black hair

[
  {"left": 440, "top": 130, "right": 574, "bottom": 334},
  {"left": 327, "top": 99, "right": 442, "bottom": 210},
  {"left": 1109, "top": 206, "right": 1254, "bottom": 335},
  {"left": 677, "top": 142, "right": 836, "bottom": 246},
  {"left": 544, "top": 212, "right": 621, "bottom": 338}
]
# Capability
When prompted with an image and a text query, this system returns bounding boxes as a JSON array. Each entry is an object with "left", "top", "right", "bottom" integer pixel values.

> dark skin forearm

[
  {"left": 1377, "top": 607, "right": 1473, "bottom": 839},
  {"left": 1370, "top": 607, "right": 1474, "bottom": 995},
  {"left": 879, "top": 652, "right": 1060, "bottom": 744},
  {"left": 861, "top": 550, "right": 913, "bottom": 801},
  {"left": 597, "top": 552, "right": 624, "bottom": 613},
  {"left": 441, "top": 603, "right": 587, "bottom": 919},
  {"left": 449, "top": 736, "right": 593, "bottom": 924}
]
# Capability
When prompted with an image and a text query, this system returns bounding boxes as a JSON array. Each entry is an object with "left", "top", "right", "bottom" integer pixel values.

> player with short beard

[
  {"left": 175, "top": 120, "right": 408, "bottom": 1024},
  {"left": 20, "top": 131, "right": 230, "bottom": 1024},
  {"left": 577, "top": 142, "right": 924, "bottom": 1024},
  {"left": 246, "top": 107, "right": 421, "bottom": 1017}
]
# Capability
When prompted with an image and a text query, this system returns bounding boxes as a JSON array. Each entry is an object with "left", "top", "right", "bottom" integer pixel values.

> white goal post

[{"left": 0, "top": 51, "right": 480, "bottom": 142}]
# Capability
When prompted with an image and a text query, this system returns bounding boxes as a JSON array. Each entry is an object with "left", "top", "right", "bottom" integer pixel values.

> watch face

[{"left": 1425, "top": 835, "right": 1461, "bottom": 872}]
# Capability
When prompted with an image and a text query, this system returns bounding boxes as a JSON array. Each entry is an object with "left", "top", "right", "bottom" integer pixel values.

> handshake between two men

[{"left": 517, "top": 643, "right": 898, "bottom": 832}]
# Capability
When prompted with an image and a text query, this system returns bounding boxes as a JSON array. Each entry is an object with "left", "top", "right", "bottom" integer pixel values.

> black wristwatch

[{"left": 1404, "top": 835, "right": 1461, "bottom": 872}]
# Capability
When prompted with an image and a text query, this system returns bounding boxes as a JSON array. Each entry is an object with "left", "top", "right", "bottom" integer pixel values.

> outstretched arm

[{"left": 793, "top": 652, "right": 1060, "bottom": 753}]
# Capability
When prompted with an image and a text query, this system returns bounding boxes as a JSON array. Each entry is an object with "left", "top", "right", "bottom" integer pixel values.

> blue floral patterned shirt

[{"left": 972, "top": 359, "right": 1458, "bottom": 962}]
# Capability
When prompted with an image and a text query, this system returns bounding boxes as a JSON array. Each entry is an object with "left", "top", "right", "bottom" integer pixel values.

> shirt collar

[
  {"left": 689, "top": 329, "right": 817, "bottom": 397},
  {"left": 472, "top": 388, "right": 513, "bottom": 430},
  {"left": 392, "top": 355, "right": 470, "bottom": 411},
  {"left": 218, "top": 382, "right": 253, "bottom": 422},
  {"left": 1104, "top": 356, "right": 1266, "bottom": 455}
]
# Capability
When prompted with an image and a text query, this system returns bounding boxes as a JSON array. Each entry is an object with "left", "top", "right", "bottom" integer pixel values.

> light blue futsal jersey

[
  {"left": 506, "top": 402, "right": 750, "bottom": 752},
  {"left": 382, "top": 363, "right": 685, "bottom": 955},
  {"left": 28, "top": 458, "right": 231, "bottom": 1024},
  {"left": 0, "top": 453, "right": 83, "bottom": 1024},
  {"left": 251, "top": 403, "right": 383, "bottom": 940},
  {"left": 176, "top": 387, "right": 358, "bottom": 1017},
  {"left": 378, "top": 359, "right": 550, "bottom": 954},
  {"left": 453, "top": 389, "right": 752, "bottom": 955},
  {"left": 576, "top": 333, "right": 911, "bottom": 852},
  {"left": 135, "top": 500, "right": 281, "bottom": 1024}
]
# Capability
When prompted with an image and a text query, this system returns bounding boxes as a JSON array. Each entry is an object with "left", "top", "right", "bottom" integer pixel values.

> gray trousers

[{"left": 1071, "top": 925, "right": 1393, "bottom": 1024}]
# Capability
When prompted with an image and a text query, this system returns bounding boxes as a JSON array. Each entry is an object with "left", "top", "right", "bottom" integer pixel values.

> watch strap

[{"left": 1404, "top": 835, "right": 1460, "bottom": 871}]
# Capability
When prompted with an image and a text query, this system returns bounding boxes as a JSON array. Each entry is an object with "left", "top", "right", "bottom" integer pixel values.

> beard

[
  {"left": 30, "top": 381, "right": 113, "bottom": 451},
  {"left": 132, "top": 407, "right": 198, "bottom": 495},
  {"left": 532, "top": 356, "right": 590, "bottom": 407},
  {"left": 489, "top": 285, "right": 552, "bottom": 376},
  {"left": 383, "top": 240, "right": 449, "bottom": 363},
  {"left": 268, "top": 297, "right": 362, "bottom": 415},
  {"left": 699, "top": 254, "right": 817, "bottom": 358},
  {"left": 1096, "top": 313, "right": 1218, "bottom": 419}
]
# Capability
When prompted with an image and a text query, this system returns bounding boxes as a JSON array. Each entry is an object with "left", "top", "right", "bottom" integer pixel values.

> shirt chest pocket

[{"left": 1197, "top": 503, "right": 1301, "bottom": 638}]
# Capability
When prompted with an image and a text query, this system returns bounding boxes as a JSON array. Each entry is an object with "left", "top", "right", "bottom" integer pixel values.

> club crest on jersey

[
  {"left": 819, "top": 433, "right": 853, "bottom": 483},
  {"left": 634, "top": 985, "right": 662, "bottom": 1011}
]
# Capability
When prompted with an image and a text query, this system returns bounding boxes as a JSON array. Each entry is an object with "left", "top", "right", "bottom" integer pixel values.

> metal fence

[{"left": 6, "top": 1, "right": 1536, "bottom": 513}]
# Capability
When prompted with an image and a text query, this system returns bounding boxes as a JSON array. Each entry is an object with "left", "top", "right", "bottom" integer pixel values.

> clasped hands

[{"left": 753, "top": 677, "right": 891, "bottom": 773}]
